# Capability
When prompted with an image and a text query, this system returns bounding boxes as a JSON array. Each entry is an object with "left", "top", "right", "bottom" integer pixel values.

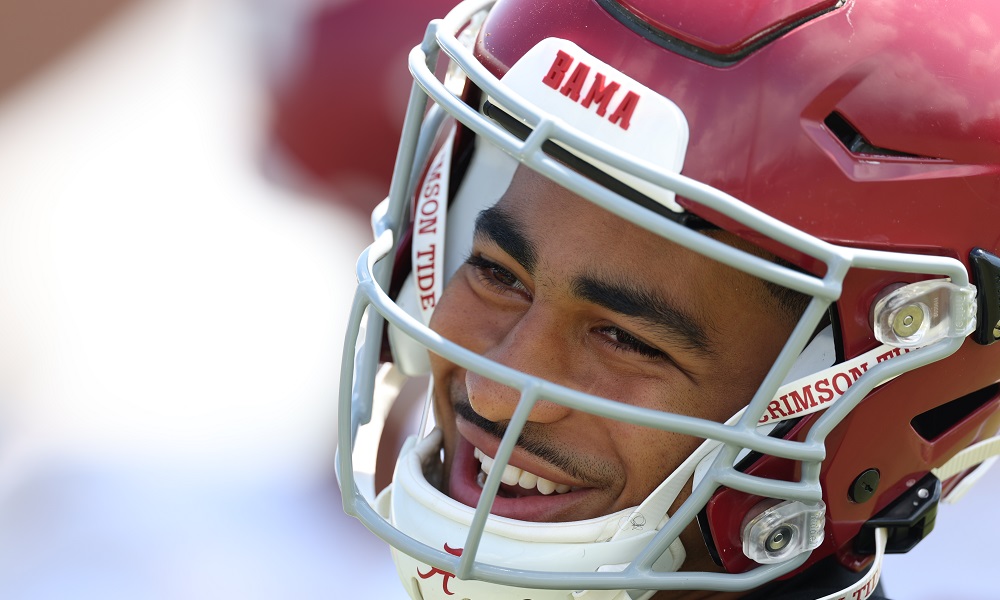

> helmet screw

[
  {"left": 849, "top": 469, "right": 880, "bottom": 503},
  {"left": 891, "top": 305, "right": 923, "bottom": 338},
  {"left": 765, "top": 524, "right": 794, "bottom": 553}
]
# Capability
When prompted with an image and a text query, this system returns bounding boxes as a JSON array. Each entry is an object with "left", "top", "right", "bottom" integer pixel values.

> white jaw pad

[
  {"left": 380, "top": 430, "right": 685, "bottom": 600},
  {"left": 496, "top": 37, "right": 689, "bottom": 213}
]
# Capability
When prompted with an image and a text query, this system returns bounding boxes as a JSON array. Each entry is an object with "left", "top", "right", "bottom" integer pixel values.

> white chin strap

[
  {"left": 933, "top": 435, "right": 1000, "bottom": 503},
  {"left": 817, "top": 433, "right": 1000, "bottom": 600},
  {"left": 817, "top": 528, "right": 887, "bottom": 600}
]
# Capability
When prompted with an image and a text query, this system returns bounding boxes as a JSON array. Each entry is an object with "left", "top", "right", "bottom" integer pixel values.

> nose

[{"left": 465, "top": 304, "right": 574, "bottom": 425}]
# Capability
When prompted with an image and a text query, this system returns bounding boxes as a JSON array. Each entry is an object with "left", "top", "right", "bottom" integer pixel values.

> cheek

[
  {"left": 705, "top": 324, "right": 795, "bottom": 420},
  {"left": 428, "top": 278, "right": 479, "bottom": 355},
  {"left": 426, "top": 276, "right": 515, "bottom": 410},
  {"left": 601, "top": 383, "right": 704, "bottom": 487},
  {"left": 428, "top": 274, "right": 521, "bottom": 356},
  {"left": 607, "top": 417, "right": 703, "bottom": 502}
]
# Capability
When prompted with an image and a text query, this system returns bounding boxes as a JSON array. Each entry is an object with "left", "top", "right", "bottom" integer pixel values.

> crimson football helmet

[{"left": 337, "top": 0, "right": 1000, "bottom": 598}]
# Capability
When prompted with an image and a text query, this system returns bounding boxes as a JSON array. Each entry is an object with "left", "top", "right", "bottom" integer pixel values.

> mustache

[{"left": 453, "top": 398, "right": 588, "bottom": 481}]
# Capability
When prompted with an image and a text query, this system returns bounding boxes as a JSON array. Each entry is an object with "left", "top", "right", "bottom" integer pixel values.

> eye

[
  {"left": 466, "top": 254, "right": 529, "bottom": 297},
  {"left": 598, "top": 325, "right": 668, "bottom": 360}
]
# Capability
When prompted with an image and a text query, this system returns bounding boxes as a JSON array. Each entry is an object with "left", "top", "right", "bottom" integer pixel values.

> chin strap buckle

[{"left": 855, "top": 473, "right": 941, "bottom": 555}]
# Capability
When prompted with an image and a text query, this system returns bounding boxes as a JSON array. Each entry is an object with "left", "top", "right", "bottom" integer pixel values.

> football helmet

[{"left": 337, "top": 0, "right": 1000, "bottom": 598}]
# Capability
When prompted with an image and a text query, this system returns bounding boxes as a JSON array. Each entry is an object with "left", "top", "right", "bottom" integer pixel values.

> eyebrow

[
  {"left": 473, "top": 204, "right": 714, "bottom": 357},
  {"left": 473, "top": 205, "right": 538, "bottom": 273},
  {"left": 572, "top": 275, "right": 715, "bottom": 357}
]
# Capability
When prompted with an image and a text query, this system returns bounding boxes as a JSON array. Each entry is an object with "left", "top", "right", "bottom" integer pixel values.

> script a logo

[{"left": 417, "top": 543, "right": 463, "bottom": 596}]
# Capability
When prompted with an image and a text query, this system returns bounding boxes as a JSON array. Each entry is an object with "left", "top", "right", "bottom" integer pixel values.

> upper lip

[{"left": 455, "top": 415, "right": 586, "bottom": 489}]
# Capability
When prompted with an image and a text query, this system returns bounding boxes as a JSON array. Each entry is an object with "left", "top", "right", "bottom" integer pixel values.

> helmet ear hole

[
  {"left": 823, "top": 112, "right": 927, "bottom": 158},
  {"left": 910, "top": 383, "right": 1000, "bottom": 442}
]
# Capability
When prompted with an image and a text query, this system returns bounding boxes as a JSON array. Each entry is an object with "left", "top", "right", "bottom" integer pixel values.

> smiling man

[
  {"left": 338, "top": 1, "right": 1000, "bottom": 599},
  {"left": 432, "top": 167, "right": 796, "bottom": 527}
]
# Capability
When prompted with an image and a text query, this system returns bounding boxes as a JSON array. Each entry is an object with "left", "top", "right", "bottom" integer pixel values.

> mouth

[
  {"left": 447, "top": 432, "right": 597, "bottom": 522},
  {"left": 473, "top": 446, "right": 578, "bottom": 497}
]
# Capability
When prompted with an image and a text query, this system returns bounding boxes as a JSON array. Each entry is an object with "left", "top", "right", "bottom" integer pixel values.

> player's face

[{"left": 428, "top": 166, "right": 795, "bottom": 526}]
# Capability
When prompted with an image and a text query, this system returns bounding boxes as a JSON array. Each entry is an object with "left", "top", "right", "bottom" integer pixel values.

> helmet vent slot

[
  {"left": 824, "top": 112, "right": 926, "bottom": 159},
  {"left": 910, "top": 383, "right": 999, "bottom": 441}
]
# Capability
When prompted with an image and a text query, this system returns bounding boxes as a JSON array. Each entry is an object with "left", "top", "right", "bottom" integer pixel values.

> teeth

[
  {"left": 473, "top": 447, "right": 573, "bottom": 495},
  {"left": 501, "top": 464, "right": 521, "bottom": 486}
]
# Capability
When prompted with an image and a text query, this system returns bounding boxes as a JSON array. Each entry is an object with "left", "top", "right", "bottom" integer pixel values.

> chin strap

[
  {"left": 811, "top": 435, "right": 1000, "bottom": 600},
  {"left": 580, "top": 526, "right": 887, "bottom": 600},
  {"left": 816, "top": 528, "right": 887, "bottom": 600},
  {"left": 932, "top": 434, "right": 1000, "bottom": 503}
]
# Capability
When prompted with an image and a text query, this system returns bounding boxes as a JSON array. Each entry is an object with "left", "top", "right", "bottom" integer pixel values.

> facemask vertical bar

[
  {"left": 628, "top": 450, "right": 724, "bottom": 573},
  {"left": 456, "top": 382, "right": 542, "bottom": 580},
  {"left": 354, "top": 233, "right": 396, "bottom": 427},
  {"left": 416, "top": 375, "right": 436, "bottom": 440},
  {"left": 338, "top": 230, "right": 395, "bottom": 512},
  {"left": 627, "top": 439, "right": 810, "bottom": 575},
  {"left": 735, "top": 294, "right": 837, "bottom": 431},
  {"left": 383, "top": 79, "right": 425, "bottom": 238},
  {"left": 380, "top": 19, "right": 444, "bottom": 239},
  {"left": 336, "top": 288, "right": 374, "bottom": 507}
]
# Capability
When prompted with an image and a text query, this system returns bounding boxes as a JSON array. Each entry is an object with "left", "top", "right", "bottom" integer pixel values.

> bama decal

[
  {"left": 497, "top": 38, "right": 689, "bottom": 212},
  {"left": 541, "top": 49, "right": 640, "bottom": 131},
  {"left": 411, "top": 125, "right": 455, "bottom": 323},
  {"left": 758, "top": 345, "right": 913, "bottom": 426}
]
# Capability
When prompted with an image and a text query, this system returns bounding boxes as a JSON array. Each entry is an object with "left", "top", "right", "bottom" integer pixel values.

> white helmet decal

[{"left": 496, "top": 37, "right": 689, "bottom": 213}]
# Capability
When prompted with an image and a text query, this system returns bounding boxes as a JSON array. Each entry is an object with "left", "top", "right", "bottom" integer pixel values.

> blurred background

[{"left": 0, "top": 0, "right": 994, "bottom": 598}]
